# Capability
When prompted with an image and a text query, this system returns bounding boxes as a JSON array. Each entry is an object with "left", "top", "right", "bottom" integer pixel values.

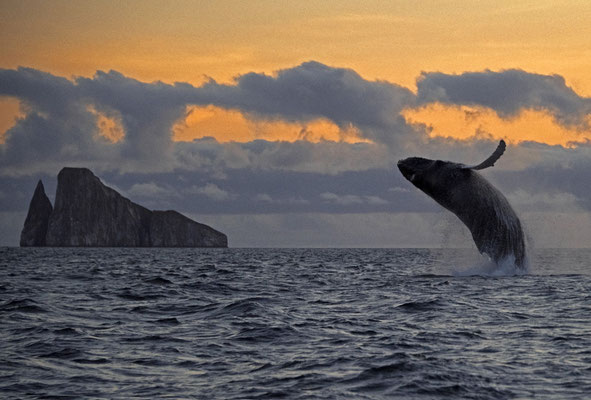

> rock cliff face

[
  {"left": 20, "top": 180, "right": 53, "bottom": 246},
  {"left": 21, "top": 167, "right": 227, "bottom": 247}
]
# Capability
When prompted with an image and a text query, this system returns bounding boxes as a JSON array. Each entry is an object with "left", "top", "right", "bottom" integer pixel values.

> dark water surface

[{"left": 1, "top": 247, "right": 590, "bottom": 399}]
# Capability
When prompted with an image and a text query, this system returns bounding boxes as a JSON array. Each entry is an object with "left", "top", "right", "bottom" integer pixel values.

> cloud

[
  {"left": 320, "top": 192, "right": 388, "bottom": 206},
  {"left": 489, "top": 142, "right": 591, "bottom": 211},
  {"left": 127, "top": 182, "right": 177, "bottom": 199},
  {"left": 188, "top": 183, "right": 231, "bottom": 201},
  {"left": 1, "top": 62, "right": 591, "bottom": 248},
  {"left": 194, "top": 61, "right": 419, "bottom": 144},
  {"left": 0, "top": 62, "right": 421, "bottom": 176},
  {"left": 366, "top": 195, "right": 389, "bottom": 205},
  {"left": 255, "top": 193, "right": 273, "bottom": 203},
  {"left": 388, "top": 186, "right": 410, "bottom": 193},
  {"left": 254, "top": 193, "right": 309, "bottom": 205},
  {"left": 3, "top": 62, "right": 591, "bottom": 179},
  {"left": 320, "top": 192, "right": 364, "bottom": 205},
  {"left": 507, "top": 189, "right": 581, "bottom": 212},
  {"left": 416, "top": 69, "right": 591, "bottom": 126},
  {"left": 4, "top": 138, "right": 590, "bottom": 218},
  {"left": 0, "top": 69, "right": 115, "bottom": 176},
  {"left": 75, "top": 70, "right": 193, "bottom": 162}
]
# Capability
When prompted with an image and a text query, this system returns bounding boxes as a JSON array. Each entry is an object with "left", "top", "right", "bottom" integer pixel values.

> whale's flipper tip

[{"left": 467, "top": 140, "right": 506, "bottom": 170}]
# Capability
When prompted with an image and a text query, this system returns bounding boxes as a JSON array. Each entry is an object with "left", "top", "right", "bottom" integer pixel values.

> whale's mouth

[{"left": 397, "top": 160, "right": 415, "bottom": 181}]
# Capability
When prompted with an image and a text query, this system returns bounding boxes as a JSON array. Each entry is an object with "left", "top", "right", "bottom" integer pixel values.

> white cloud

[
  {"left": 320, "top": 192, "right": 364, "bottom": 205},
  {"left": 188, "top": 183, "right": 231, "bottom": 201},
  {"left": 254, "top": 193, "right": 310, "bottom": 205},
  {"left": 255, "top": 193, "right": 273, "bottom": 203},
  {"left": 127, "top": 182, "right": 176, "bottom": 198},
  {"left": 507, "top": 189, "right": 581, "bottom": 212},
  {"left": 320, "top": 192, "right": 388, "bottom": 206},
  {"left": 388, "top": 186, "right": 410, "bottom": 193},
  {"left": 366, "top": 195, "right": 389, "bottom": 205}
]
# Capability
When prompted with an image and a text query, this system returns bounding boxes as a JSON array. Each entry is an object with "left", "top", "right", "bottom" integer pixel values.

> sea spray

[{"left": 451, "top": 253, "right": 530, "bottom": 277}]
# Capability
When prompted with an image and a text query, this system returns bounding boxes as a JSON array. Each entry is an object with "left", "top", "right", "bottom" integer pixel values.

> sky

[{"left": 1, "top": 0, "right": 591, "bottom": 247}]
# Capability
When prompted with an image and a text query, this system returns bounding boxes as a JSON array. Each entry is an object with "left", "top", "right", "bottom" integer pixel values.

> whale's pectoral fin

[{"left": 464, "top": 140, "right": 506, "bottom": 170}]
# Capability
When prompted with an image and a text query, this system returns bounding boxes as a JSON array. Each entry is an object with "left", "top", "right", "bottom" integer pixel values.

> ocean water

[{"left": 1, "top": 247, "right": 590, "bottom": 399}]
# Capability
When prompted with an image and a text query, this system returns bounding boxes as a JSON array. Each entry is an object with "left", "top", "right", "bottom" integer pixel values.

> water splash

[
  {"left": 437, "top": 215, "right": 530, "bottom": 277},
  {"left": 452, "top": 253, "right": 530, "bottom": 277}
]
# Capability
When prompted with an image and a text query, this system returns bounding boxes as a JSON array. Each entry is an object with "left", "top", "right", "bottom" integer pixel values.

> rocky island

[{"left": 20, "top": 167, "right": 228, "bottom": 247}]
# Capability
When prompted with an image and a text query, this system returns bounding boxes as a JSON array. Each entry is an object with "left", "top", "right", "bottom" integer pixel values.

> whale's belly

[{"left": 438, "top": 175, "right": 526, "bottom": 268}]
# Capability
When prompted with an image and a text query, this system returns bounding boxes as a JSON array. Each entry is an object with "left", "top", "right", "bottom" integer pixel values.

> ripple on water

[
  {"left": 0, "top": 298, "right": 48, "bottom": 313},
  {"left": 0, "top": 247, "right": 590, "bottom": 399}
]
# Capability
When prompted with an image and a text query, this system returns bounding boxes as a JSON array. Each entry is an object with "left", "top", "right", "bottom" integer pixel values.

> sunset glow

[
  {"left": 403, "top": 104, "right": 591, "bottom": 147},
  {"left": 0, "top": 97, "right": 22, "bottom": 143},
  {"left": 2, "top": 1, "right": 591, "bottom": 147},
  {"left": 87, "top": 106, "right": 125, "bottom": 143},
  {"left": 172, "top": 105, "right": 368, "bottom": 143},
  {"left": 1, "top": 1, "right": 591, "bottom": 248}
]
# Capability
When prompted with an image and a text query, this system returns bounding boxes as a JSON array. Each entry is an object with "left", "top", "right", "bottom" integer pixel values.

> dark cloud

[
  {"left": 1, "top": 143, "right": 590, "bottom": 246},
  {"left": 171, "top": 138, "right": 393, "bottom": 179},
  {"left": 76, "top": 70, "right": 194, "bottom": 162},
  {"left": 0, "top": 62, "right": 421, "bottom": 175},
  {"left": 0, "top": 167, "right": 435, "bottom": 217},
  {"left": 490, "top": 146, "right": 591, "bottom": 211},
  {"left": 417, "top": 69, "right": 591, "bottom": 126},
  {"left": 3, "top": 62, "right": 591, "bottom": 178},
  {"left": 194, "top": 61, "right": 419, "bottom": 144},
  {"left": 0, "top": 68, "right": 114, "bottom": 174},
  {"left": 1, "top": 63, "right": 591, "bottom": 247},
  {"left": 0, "top": 67, "right": 78, "bottom": 115},
  {"left": 109, "top": 167, "right": 436, "bottom": 214}
]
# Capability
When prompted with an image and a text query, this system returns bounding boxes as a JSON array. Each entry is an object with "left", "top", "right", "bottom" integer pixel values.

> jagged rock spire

[{"left": 20, "top": 180, "right": 53, "bottom": 246}]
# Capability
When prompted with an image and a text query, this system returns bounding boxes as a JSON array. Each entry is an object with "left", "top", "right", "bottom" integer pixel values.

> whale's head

[
  {"left": 397, "top": 140, "right": 506, "bottom": 202},
  {"left": 397, "top": 157, "right": 469, "bottom": 203}
]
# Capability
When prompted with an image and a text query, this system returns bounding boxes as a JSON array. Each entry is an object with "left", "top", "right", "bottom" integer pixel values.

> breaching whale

[{"left": 397, "top": 140, "right": 526, "bottom": 269}]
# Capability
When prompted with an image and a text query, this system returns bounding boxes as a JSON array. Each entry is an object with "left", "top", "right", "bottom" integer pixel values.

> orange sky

[
  {"left": 403, "top": 105, "right": 591, "bottom": 147},
  {"left": 2, "top": 0, "right": 591, "bottom": 146},
  {"left": 172, "top": 106, "right": 368, "bottom": 144}
]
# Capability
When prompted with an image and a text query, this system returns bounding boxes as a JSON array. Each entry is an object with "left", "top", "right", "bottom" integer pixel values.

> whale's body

[{"left": 398, "top": 141, "right": 526, "bottom": 268}]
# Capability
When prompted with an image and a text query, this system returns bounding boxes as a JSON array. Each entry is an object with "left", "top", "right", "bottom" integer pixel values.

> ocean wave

[{"left": 1, "top": 247, "right": 590, "bottom": 399}]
